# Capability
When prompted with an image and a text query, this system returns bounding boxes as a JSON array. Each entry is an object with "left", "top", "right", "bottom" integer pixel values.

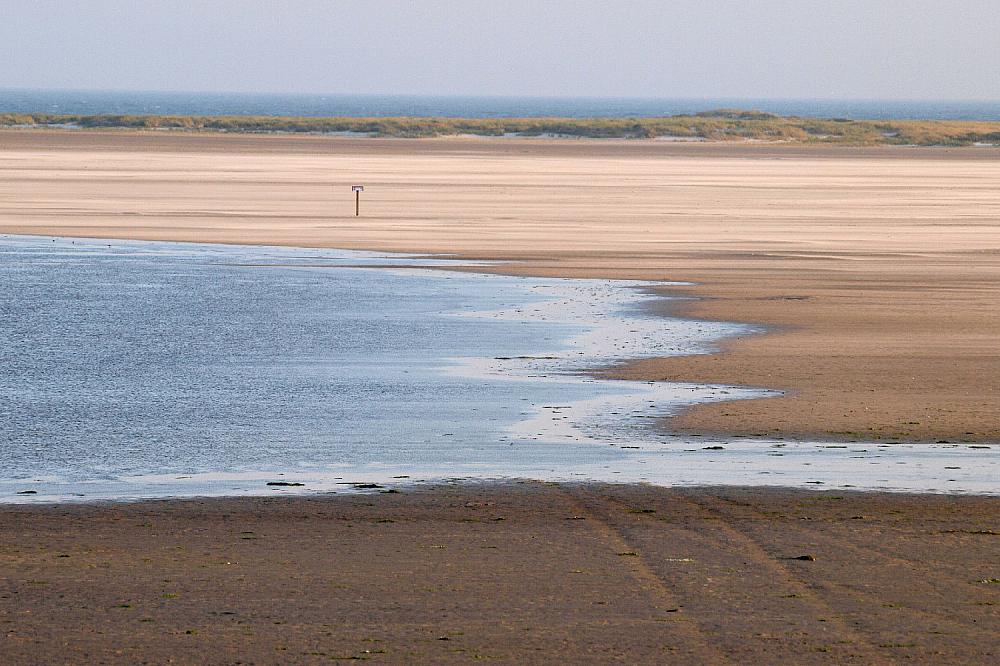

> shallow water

[{"left": 1, "top": 236, "right": 997, "bottom": 502}]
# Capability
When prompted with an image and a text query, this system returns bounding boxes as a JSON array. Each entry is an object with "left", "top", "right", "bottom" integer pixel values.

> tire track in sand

[
  {"left": 552, "top": 483, "right": 736, "bottom": 665},
  {"left": 562, "top": 484, "right": 894, "bottom": 664}
]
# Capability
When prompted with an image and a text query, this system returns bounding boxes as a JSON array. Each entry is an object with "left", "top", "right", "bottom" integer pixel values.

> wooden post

[{"left": 352, "top": 185, "right": 364, "bottom": 216}]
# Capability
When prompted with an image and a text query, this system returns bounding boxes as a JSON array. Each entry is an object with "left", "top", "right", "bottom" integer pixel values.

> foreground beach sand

[
  {"left": 2, "top": 130, "right": 999, "bottom": 442},
  {"left": 2, "top": 484, "right": 998, "bottom": 663}
]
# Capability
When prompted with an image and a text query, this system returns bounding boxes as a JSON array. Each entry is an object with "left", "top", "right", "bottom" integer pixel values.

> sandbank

[{"left": 2, "top": 129, "right": 998, "bottom": 442}]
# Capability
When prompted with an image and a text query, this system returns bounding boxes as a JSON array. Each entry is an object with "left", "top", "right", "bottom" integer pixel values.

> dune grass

[{"left": 2, "top": 109, "right": 999, "bottom": 145}]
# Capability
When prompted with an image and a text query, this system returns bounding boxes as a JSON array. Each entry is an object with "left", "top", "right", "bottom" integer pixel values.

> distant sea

[{"left": 2, "top": 89, "right": 1000, "bottom": 121}]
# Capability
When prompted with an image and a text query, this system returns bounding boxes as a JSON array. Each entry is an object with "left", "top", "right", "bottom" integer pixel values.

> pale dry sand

[{"left": 2, "top": 130, "right": 999, "bottom": 441}]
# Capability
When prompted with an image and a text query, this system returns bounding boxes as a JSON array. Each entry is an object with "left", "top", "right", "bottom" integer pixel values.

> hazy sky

[{"left": 3, "top": 0, "right": 998, "bottom": 99}]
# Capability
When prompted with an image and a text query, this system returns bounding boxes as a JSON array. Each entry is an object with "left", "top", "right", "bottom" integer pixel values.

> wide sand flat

[
  {"left": 3, "top": 484, "right": 998, "bottom": 664},
  {"left": 3, "top": 132, "right": 1000, "bottom": 664},
  {"left": 2, "top": 130, "right": 999, "bottom": 441}
]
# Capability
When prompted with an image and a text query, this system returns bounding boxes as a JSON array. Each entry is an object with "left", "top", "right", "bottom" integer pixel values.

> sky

[{"left": 2, "top": 0, "right": 998, "bottom": 100}]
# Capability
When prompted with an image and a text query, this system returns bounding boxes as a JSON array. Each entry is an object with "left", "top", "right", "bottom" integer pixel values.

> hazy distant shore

[{"left": 4, "top": 109, "right": 1000, "bottom": 145}]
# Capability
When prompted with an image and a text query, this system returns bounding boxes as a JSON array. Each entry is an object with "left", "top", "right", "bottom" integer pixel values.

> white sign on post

[{"left": 352, "top": 185, "right": 364, "bottom": 192}]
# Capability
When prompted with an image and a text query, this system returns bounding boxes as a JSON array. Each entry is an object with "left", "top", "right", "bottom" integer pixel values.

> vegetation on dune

[{"left": 2, "top": 110, "right": 1000, "bottom": 146}]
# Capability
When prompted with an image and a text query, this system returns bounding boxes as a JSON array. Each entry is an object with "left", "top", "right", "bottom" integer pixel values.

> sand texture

[
  {"left": 2, "top": 484, "right": 999, "bottom": 664},
  {"left": 2, "top": 130, "right": 999, "bottom": 442}
]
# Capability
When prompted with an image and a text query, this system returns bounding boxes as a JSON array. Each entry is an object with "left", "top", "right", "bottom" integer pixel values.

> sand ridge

[{"left": 2, "top": 129, "right": 999, "bottom": 442}]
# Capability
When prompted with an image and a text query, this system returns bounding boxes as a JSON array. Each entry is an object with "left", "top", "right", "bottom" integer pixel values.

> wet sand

[
  {"left": 2, "top": 129, "right": 999, "bottom": 442},
  {"left": 2, "top": 483, "right": 998, "bottom": 664}
]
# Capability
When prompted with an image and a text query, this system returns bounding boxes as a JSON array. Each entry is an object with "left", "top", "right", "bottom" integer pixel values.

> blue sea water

[
  {"left": 3, "top": 89, "right": 1000, "bottom": 121},
  {"left": 1, "top": 236, "right": 996, "bottom": 501}
]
